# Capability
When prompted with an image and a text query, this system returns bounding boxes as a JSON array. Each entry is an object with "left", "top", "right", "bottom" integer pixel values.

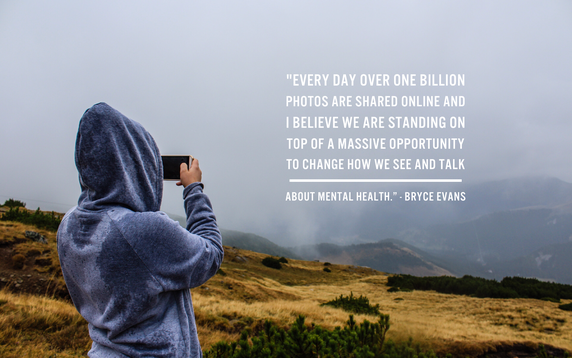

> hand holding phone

[{"left": 177, "top": 157, "right": 201, "bottom": 188}]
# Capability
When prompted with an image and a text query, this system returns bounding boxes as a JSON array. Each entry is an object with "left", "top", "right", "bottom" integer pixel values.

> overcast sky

[{"left": 1, "top": 1, "right": 572, "bottom": 246}]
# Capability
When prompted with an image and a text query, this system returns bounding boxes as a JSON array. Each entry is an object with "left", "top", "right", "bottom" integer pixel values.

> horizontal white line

[{"left": 289, "top": 179, "right": 462, "bottom": 183}]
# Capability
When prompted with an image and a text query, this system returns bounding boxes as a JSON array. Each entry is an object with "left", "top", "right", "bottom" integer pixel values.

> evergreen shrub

[
  {"left": 204, "top": 314, "right": 399, "bottom": 358},
  {"left": 388, "top": 274, "right": 572, "bottom": 300},
  {"left": 320, "top": 292, "right": 381, "bottom": 316},
  {"left": 0, "top": 207, "right": 61, "bottom": 232},
  {"left": 2, "top": 198, "right": 26, "bottom": 208},
  {"left": 262, "top": 257, "right": 282, "bottom": 269}
]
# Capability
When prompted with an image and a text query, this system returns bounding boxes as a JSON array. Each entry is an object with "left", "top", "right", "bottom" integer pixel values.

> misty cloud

[{"left": 1, "top": 1, "right": 571, "bottom": 247}]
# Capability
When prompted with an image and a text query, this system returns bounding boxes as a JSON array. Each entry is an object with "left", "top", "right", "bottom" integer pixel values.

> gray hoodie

[{"left": 57, "top": 103, "right": 223, "bottom": 357}]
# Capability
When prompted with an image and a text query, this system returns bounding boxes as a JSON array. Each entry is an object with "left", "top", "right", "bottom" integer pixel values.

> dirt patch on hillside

[{"left": 0, "top": 221, "right": 69, "bottom": 300}]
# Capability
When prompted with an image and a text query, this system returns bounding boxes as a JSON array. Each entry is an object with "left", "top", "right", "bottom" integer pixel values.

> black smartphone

[{"left": 161, "top": 155, "right": 191, "bottom": 180}]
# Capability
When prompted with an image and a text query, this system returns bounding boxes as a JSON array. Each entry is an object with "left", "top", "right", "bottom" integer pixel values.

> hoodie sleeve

[{"left": 112, "top": 183, "right": 223, "bottom": 292}]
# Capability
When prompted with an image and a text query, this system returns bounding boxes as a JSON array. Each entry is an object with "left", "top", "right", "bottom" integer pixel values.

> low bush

[
  {"left": 387, "top": 274, "right": 572, "bottom": 300},
  {"left": 203, "top": 312, "right": 565, "bottom": 358},
  {"left": 323, "top": 267, "right": 331, "bottom": 273},
  {"left": 0, "top": 207, "right": 61, "bottom": 232},
  {"left": 278, "top": 257, "right": 289, "bottom": 264},
  {"left": 2, "top": 198, "right": 26, "bottom": 208},
  {"left": 320, "top": 292, "right": 381, "bottom": 316},
  {"left": 262, "top": 257, "right": 282, "bottom": 270},
  {"left": 204, "top": 314, "right": 398, "bottom": 358}
]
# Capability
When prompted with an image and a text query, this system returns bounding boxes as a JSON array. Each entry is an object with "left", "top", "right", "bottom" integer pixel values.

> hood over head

[{"left": 75, "top": 102, "right": 163, "bottom": 212}]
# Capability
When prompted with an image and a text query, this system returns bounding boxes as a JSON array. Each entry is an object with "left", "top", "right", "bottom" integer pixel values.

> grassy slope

[
  {"left": 0, "top": 290, "right": 90, "bottom": 357},
  {"left": 0, "top": 220, "right": 68, "bottom": 298},
  {"left": 195, "top": 248, "right": 572, "bottom": 355},
  {"left": 0, "top": 220, "right": 571, "bottom": 356}
]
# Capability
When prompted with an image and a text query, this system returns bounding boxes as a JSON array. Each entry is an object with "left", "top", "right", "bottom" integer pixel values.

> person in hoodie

[{"left": 57, "top": 102, "right": 223, "bottom": 357}]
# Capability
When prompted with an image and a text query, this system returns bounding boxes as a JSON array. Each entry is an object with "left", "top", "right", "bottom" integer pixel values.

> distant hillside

[
  {"left": 492, "top": 241, "right": 572, "bottom": 284},
  {"left": 397, "top": 201, "right": 572, "bottom": 284},
  {"left": 333, "top": 176, "right": 572, "bottom": 245},
  {"left": 220, "top": 229, "right": 302, "bottom": 260},
  {"left": 463, "top": 176, "right": 572, "bottom": 217},
  {"left": 165, "top": 178, "right": 572, "bottom": 285},
  {"left": 156, "top": 213, "right": 303, "bottom": 259},
  {"left": 292, "top": 239, "right": 455, "bottom": 277},
  {"left": 410, "top": 206, "right": 572, "bottom": 262}
]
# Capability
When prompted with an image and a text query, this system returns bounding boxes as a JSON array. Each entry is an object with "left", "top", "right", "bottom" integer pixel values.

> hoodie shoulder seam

[{"left": 105, "top": 211, "right": 166, "bottom": 292}]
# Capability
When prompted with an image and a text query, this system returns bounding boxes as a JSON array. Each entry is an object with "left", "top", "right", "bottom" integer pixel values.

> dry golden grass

[
  {"left": 0, "top": 221, "right": 68, "bottom": 298},
  {"left": 0, "top": 221, "right": 30, "bottom": 244},
  {"left": 0, "top": 220, "right": 60, "bottom": 271},
  {"left": 0, "top": 289, "right": 90, "bottom": 357},
  {"left": 1, "top": 218, "right": 571, "bottom": 356},
  {"left": 192, "top": 248, "right": 572, "bottom": 355}
]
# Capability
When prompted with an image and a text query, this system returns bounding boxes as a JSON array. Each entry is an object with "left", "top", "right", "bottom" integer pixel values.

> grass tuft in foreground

[{"left": 0, "top": 289, "right": 90, "bottom": 357}]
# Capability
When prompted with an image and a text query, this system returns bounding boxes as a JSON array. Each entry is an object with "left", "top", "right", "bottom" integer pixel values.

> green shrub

[
  {"left": 262, "top": 257, "right": 282, "bottom": 269},
  {"left": 2, "top": 198, "right": 26, "bottom": 208},
  {"left": 324, "top": 262, "right": 331, "bottom": 266},
  {"left": 202, "top": 311, "right": 561, "bottom": 358},
  {"left": 0, "top": 207, "right": 61, "bottom": 232},
  {"left": 204, "top": 313, "right": 394, "bottom": 358},
  {"left": 217, "top": 269, "right": 227, "bottom": 276},
  {"left": 278, "top": 257, "right": 289, "bottom": 264},
  {"left": 387, "top": 274, "right": 572, "bottom": 301},
  {"left": 320, "top": 292, "right": 381, "bottom": 316},
  {"left": 535, "top": 343, "right": 571, "bottom": 358},
  {"left": 323, "top": 267, "right": 331, "bottom": 273},
  {"left": 559, "top": 303, "right": 572, "bottom": 312}
]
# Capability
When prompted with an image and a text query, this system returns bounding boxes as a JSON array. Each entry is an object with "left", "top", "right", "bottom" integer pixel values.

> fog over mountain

[
  {"left": 210, "top": 176, "right": 572, "bottom": 283},
  {"left": 287, "top": 177, "right": 572, "bottom": 245},
  {"left": 286, "top": 176, "right": 572, "bottom": 283},
  {"left": 1, "top": 2, "right": 572, "bottom": 253}
]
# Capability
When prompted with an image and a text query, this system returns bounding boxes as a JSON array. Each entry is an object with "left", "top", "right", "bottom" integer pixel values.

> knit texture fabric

[{"left": 58, "top": 103, "right": 223, "bottom": 357}]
